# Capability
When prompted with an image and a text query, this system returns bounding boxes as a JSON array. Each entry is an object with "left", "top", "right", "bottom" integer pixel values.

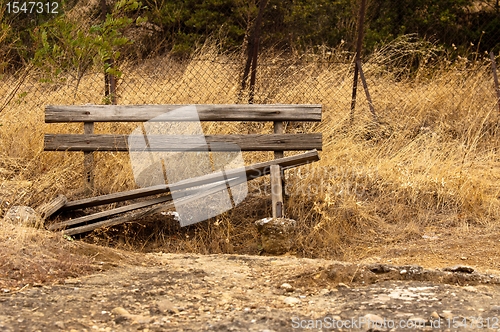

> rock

[
  {"left": 368, "top": 264, "right": 394, "bottom": 274},
  {"left": 3, "top": 206, "right": 41, "bottom": 228},
  {"left": 111, "top": 307, "right": 131, "bottom": 317},
  {"left": 54, "top": 321, "right": 65, "bottom": 329},
  {"left": 283, "top": 297, "right": 301, "bottom": 306},
  {"left": 255, "top": 218, "right": 296, "bottom": 255},
  {"left": 440, "top": 311, "right": 453, "bottom": 320},
  {"left": 430, "top": 311, "right": 440, "bottom": 319},
  {"left": 443, "top": 265, "right": 474, "bottom": 273},
  {"left": 280, "top": 283, "right": 294, "bottom": 292},
  {"left": 491, "top": 305, "right": 500, "bottom": 312}
]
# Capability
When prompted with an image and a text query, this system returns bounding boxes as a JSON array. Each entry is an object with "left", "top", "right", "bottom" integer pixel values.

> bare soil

[{"left": 1, "top": 225, "right": 500, "bottom": 331}]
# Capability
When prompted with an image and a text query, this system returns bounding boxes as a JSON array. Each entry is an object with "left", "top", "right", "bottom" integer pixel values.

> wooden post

[
  {"left": 84, "top": 122, "right": 95, "bottom": 191},
  {"left": 270, "top": 165, "right": 283, "bottom": 218}
]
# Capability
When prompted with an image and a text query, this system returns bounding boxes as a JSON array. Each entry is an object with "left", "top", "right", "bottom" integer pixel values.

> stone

[
  {"left": 54, "top": 321, "right": 65, "bottom": 329},
  {"left": 3, "top": 206, "right": 41, "bottom": 228},
  {"left": 491, "top": 305, "right": 500, "bottom": 312},
  {"left": 111, "top": 307, "right": 131, "bottom": 317},
  {"left": 440, "top": 311, "right": 453, "bottom": 320},
  {"left": 283, "top": 297, "right": 301, "bottom": 306},
  {"left": 443, "top": 266, "right": 474, "bottom": 273},
  {"left": 255, "top": 218, "right": 296, "bottom": 255},
  {"left": 280, "top": 283, "right": 294, "bottom": 292}
]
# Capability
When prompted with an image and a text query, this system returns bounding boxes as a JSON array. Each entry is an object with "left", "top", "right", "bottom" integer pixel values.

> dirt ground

[{"left": 1, "top": 225, "right": 500, "bottom": 331}]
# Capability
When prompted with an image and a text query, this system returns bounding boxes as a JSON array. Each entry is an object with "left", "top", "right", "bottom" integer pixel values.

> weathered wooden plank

[
  {"left": 273, "top": 121, "right": 284, "bottom": 159},
  {"left": 44, "top": 134, "right": 323, "bottom": 152},
  {"left": 49, "top": 196, "right": 173, "bottom": 231},
  {"left": 60, "top": 150, "right": 319, "bottom": 211},
  {"left": 61, "top": 201, "right": 174, "bottom": 236},
  {"left": 273, "top": 120, "right": 285, "bottom": 200},
  {"left": 50, "top": 178, "right": 237, "bottom": 230},
  {"left": 37, "top": 195, "right": 67, "bottom": 220},
  {"left": 61, "top": 184, "right": 168, "bottom": 211},
  {"left": 270, "top": 165, "right": 284, "bottom": 218},
  {"left": 61, "top": 175, "right": 250, "bottom": 236},
  {"left": 45, "top": 104, "right": 322, "bottom": 123}
]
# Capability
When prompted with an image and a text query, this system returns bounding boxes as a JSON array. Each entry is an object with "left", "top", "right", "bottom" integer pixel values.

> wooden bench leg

[
  {"left": 273, "top": 121, "right": 286, "bottom": 200},
  {"left": 270, "top": 165, "right": 284, "bottom": 218}
]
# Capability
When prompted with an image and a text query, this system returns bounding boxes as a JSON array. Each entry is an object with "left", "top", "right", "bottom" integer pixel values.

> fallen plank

[
  {"left": 61, "top": 184, "right": 168, "bottom": 211},
  {"left": 61, "top": 150, "right": 319, "bottom": 211},
  {"left": 61, "top": 175, "right": 250, "bottom": 236},
  {"left": 48, "top": 196, "right": 173, "bottom": 231},
  {"left": 61, "top": 149, "right": 319, "bottom": 236},
  {"left": 44, "top": 133, "right": 322, "bottom": 152},
  {"left": 48, "top": 177, "right": 237, "bottom": 231},
  {"left": 37, "top": 195, "right": 67, "bottom": 220}
]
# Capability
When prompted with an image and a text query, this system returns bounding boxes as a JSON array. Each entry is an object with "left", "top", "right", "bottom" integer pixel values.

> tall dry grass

[{"left": 1, "top": 36, "right": 500, "bottom": 260}]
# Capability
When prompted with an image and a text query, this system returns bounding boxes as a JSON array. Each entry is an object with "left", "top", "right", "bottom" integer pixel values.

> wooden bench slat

[
  {"left": 44, "top": 134, "right": 323, "bottom": 152},
  {"left": 45, "top": 104, "right": 322, "bottom": 123},
  {"left": 61, "top": 171, "right": 255, "bottom": 236}
]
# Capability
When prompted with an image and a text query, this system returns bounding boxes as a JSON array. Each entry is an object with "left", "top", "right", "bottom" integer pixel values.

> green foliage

[
  {"left": 30, "top": 0, "right": 146, "bottom": 80},
  {"left": 0, "top": 0, "right": 68, "bottom": 69},
  {"left": 140, "top": 0, "right": 250, "bottom": 56},
  {"left": 363, "top": 0, "right": 499, "bottom": 53},
  {"left": 0, "top": 0, "right": 498, "bottom": 68}
]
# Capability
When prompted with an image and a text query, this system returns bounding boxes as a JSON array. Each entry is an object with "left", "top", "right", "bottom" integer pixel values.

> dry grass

[{"left": 1, "top": 36, "right": 500, "bottom": 278}]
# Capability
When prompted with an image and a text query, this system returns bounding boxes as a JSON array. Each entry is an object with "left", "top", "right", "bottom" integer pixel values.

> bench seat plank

[
  {"left": 45, "top": 104, "right": 322, "bottom": 123},
  {"left": 44, "top": 133, "right": 322, "bottom": 152}
]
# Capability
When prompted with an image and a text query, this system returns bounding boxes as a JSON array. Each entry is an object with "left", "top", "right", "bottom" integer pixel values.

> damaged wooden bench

[{"left": 43, "top": 104, "right": 322, "bottom": 234}]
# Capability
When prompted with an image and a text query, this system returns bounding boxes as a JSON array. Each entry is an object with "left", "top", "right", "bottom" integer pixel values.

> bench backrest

[{"left": 44, "top": 104, "right": 323, "bottom": 152}]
